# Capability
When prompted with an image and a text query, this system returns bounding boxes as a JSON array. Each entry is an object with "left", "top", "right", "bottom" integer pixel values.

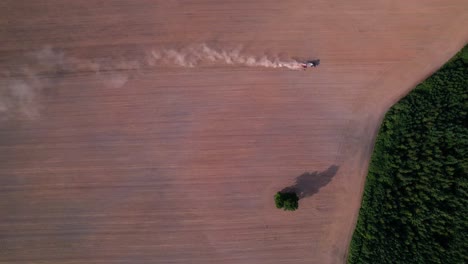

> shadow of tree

[{"left": 281, "top": 165, "right": 339, "bottom": 199}]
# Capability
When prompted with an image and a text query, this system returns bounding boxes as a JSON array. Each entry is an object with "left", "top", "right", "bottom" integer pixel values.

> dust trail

[
  {"left": 0, "top": 46, "right": 133, "bottom": 120},
  {"left": 1, "top": 44, "right": 302, "bottom": 120},
  {"left": 0, "top": 78, "right": 41, "bottom": 120},
  {"left": 149, "top": 44, "right": 303, "bottom": 69}
]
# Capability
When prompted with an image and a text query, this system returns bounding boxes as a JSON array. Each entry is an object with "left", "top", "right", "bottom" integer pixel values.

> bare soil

[{"left": 0, "top": 1, "right": 467, "bottom": 263}]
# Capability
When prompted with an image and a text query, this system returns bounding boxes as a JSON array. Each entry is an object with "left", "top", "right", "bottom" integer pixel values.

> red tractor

[{"left": 301, "top": 59, "right": 320, "bottom": 70}]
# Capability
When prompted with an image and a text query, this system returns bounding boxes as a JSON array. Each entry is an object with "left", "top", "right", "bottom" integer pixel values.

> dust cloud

[
  {"left": 0, "top": 46, "right": 132, "bottom": 120},
  {"left": 0, "top": 44, "right": 303, "bottom": 120},
  {"left": 149, "top": 44, "right": 302, "bottom": 69},
  {"left": 0, "top": 78, "right": 41, "bottom": 120}
]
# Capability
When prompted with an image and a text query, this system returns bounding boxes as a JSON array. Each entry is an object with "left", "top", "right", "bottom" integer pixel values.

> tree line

[{"left": 348, "top": 45, "right": 468, "bottom": 264}]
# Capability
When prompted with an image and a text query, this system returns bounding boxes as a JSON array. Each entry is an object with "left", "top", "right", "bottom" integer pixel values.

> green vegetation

[
  {"left": 274, "top": 191, "right": 299, "bottom": 211},
  {"left": 348, "top": 45, "right": 468, "bottom": 264}
]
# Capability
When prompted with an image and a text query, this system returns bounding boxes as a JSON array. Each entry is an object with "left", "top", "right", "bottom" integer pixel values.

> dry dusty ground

[{"left": 0, "top": 1, "right": 467, "bottom": 263}]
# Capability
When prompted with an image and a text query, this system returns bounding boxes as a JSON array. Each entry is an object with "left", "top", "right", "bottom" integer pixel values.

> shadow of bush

[{"left": 281, "top": 165, "right": 339, "bottom": 199}]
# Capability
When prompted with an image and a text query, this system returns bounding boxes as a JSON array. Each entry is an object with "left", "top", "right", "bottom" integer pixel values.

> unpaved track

[{"left": 1, "top": 1, "right": 467, "bottom": 263}]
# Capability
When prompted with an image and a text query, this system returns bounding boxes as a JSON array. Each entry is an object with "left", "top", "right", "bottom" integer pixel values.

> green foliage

[
  {"left": 348, "top": 45, "right": 468, "bottom": 264},
  {"left": 274, "top": 192, "right": 299, "bottom": 211}
]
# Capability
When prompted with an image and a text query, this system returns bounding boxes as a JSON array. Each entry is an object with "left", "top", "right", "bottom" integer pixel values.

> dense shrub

[{"left": 348, "top": 45, "right": 468, "bottom": 264}]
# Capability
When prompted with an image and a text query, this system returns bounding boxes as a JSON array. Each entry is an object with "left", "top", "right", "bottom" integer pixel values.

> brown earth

[{"left": 0, "top": 1, "right": 467, "bottom": 263}]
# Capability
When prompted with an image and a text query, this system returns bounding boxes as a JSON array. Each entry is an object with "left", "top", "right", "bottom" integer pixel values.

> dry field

[{"left": 0, "top": 1, "right": 467, "bottom": 263}]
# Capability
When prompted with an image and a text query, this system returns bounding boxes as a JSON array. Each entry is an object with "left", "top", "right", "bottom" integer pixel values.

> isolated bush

[{"left": 274, "top": 191, "right": 299, "bottom": 211}]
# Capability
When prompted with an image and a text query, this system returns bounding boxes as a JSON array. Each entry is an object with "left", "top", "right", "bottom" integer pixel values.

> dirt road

[{"left": 1, "top": 1, "right": 467, "bottom": 263}]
